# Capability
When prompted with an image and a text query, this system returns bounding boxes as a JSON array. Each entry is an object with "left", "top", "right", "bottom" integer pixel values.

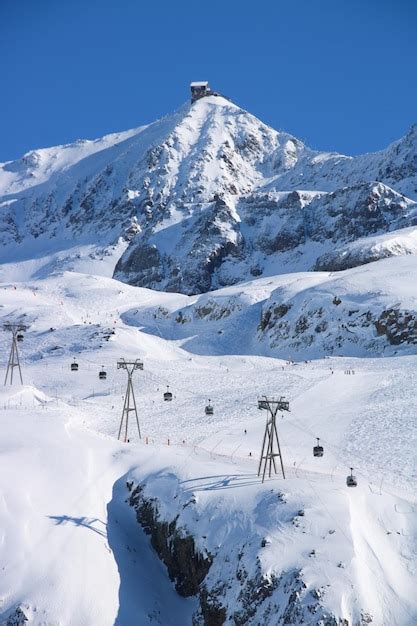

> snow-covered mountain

[
  {"left": 1, "top": 94, "right": 416, "bottom": 293},
  {"left": 1, "top": 89, "right": 417, "bottom": 626}
]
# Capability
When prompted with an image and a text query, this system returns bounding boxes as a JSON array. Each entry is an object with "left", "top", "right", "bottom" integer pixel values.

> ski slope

[{"left": 0, "top": 267, "right": 416, "bottom": 625}]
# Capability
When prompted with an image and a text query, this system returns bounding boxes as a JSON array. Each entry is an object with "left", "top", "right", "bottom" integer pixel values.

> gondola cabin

[
  {"left": 205, "top": 400, "right": 214, "bottom": 416},
  {"left": 164, "top": 385, "right": 173, "bottom": 401},
  {"left": 313, "top": 438, "right": 324, "bottom": 457},
  {"left": 346, "top": 468, "right": 357, "bottom": 487},
  {"left": 99, "top": 367, "right": 107, "bottom": 380},
  {"left": 71, "top": 358, "right": 79, "bottom": 372},
  {"left": 16, "top": 333, "right": 24, "bottom": 342}
]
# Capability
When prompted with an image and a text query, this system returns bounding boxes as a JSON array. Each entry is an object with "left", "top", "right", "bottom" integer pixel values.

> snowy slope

[
  {"left": 124, "top": 255, "right": 417, "bottom": 359},
  {"left": 315, "top": 225, "right": 417, "bottom": 271},
  {"left": 0, "top": 264, "right": 416, "bottom": 625}
]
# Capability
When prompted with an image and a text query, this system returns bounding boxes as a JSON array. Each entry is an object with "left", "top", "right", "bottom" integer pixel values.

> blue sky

[{"left": 1, "top": 0, "right": 416, "bottom": 161}]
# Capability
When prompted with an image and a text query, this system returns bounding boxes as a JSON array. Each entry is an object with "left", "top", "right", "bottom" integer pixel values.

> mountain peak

[
  {"left": 190, "top": 93, "right": 238, "bottom": 110},
  {"left": 1, "top": 92, "right": 417, "bottom": 288}
]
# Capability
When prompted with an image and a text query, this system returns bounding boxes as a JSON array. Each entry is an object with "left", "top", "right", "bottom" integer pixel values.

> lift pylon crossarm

[
  {"left": 257, "top": 395, "right": 289, "bottom": 482},
  {"left": 3, "top": 322, "right": 27, "bottom": 332},
  {"left": 3, "top": 322, "right": 28, "bottom": 385},
  {"left": 258, "top": 395, "right": 290, "bottom": 412},
  {"left": 117, "top": 358, "right": 144, "bottom": 371}
]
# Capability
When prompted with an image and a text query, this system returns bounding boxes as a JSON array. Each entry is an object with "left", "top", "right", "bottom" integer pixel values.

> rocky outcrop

[
  {"left": 315, "top": 246, "right": 396, "bottom": 272},
  {"left": 127, "top": 481, "right": 358, "bottom": 625},
  {"left": 5, "top": 607, "right": 28, "bottom": 626},
  {"left": 374, "top": 308, "right": 417, "bottom": 345},
  {"left": 115, "top": 195, "right": 244, "bottom": 294},
  {"left": 259, "top": 295, "right": 417, "bottom": 357},
  {"left": 113, "top": 243, "right": 163, "bottom": 288},
  {"left": 128, "top": 484, "right": 212, "bottom": 597}
]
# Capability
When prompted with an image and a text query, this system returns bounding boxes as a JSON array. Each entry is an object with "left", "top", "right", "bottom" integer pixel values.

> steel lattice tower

[
  {"left": 117, "top": 359, "right": 143, "bottom": 442},
  {"left": 257, "top": 396, "right": 290, "bottom": 482},
  {"left": 3, "top": 323, "right": 27, "bottom": 385}
]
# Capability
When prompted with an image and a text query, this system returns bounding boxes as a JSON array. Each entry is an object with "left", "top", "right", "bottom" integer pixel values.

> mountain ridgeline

[{"left": 1, "top": 94, "right": 416, "bottom": 294}]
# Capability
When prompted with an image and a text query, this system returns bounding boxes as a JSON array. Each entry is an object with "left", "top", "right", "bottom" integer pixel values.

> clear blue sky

[{"left": 1, "top": 0, "right": 416, "bottom": 161}]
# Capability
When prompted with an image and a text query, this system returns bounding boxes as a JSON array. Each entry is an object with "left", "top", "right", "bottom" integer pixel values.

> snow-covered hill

[
  {"left": 0, "top": 266, "right": 416, "bottom": 625},
  {"left": 122, "top": 255, "right": 417, "bottom": 359},
  {"left": 1, "top": 94, "right": 416, "bottom": 292}
]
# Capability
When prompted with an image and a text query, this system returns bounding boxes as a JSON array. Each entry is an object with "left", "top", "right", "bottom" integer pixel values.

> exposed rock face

[
  {"left": 306, "top": 182, "right": 417, "bottom": 243},
  {"left": 127, "top": 481, "right": 358, "bottom": 625},
  {"left": 114, "top": 182, "right": 417, "bottom": 294},
  {"left": 6, "top": 607, "right": 28, "bottom": 626},
  {"left": 374, "top": 308, "right": 417, "bottom": 345},
  {"left": 315, "top": 246, "right": 400, "bottom": 272},
  {"left": 258, "top": 296, "right": 417, "bottom": 356},
  {"left": 129, "top": 484, "right": 212, "bottom": 597},
  {"left": 115, "top": 195, "right": 244, "bottom": 294},
  {"left": 114, "top": 243, "right": 163, "bottom": 288}
]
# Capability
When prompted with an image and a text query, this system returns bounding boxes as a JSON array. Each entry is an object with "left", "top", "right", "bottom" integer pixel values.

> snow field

[{"left": 0, "top": 269, "right": 416, "bottom": 625}]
